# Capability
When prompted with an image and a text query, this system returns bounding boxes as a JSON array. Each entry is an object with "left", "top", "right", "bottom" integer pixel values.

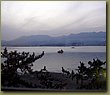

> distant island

[{"left": 2, "top": 32, "right": 106, "bottom": 46}]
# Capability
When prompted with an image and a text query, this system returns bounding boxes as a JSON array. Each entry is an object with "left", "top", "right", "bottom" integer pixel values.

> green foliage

[{"left": 76, "top": 58, "right": 106, "bottom": 89}]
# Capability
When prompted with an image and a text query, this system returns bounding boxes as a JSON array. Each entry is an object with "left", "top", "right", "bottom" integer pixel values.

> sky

[{"left": 1, "top": 1, "right": 106, "bottom": 41}]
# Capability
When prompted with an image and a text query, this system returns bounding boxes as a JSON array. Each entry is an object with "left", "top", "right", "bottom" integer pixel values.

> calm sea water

[{"left": 1, "top": 46, "right": 106, "bottom": 73}]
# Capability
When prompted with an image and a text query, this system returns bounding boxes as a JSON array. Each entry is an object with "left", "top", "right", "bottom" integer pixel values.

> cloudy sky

[{"left": 1, "top": 1, "right": 106, "bottom": 41}]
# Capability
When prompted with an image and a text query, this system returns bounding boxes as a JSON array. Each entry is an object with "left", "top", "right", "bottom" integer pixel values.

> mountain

[{"left": 2, "top": 32, "right": 106, "bottom": 46}]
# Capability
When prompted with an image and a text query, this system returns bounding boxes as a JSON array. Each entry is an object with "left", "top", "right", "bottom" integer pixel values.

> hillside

[{"left": 2, "top": 32, "right": 106, "bottom": 46}]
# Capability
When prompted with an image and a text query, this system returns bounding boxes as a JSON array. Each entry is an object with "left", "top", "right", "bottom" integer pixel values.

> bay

[{"left": 1, "top": 46, "right": 106, "bottom": 73}]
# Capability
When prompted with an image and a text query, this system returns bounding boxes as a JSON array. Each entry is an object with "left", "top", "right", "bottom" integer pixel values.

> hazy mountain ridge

[{"left": 2, "top": 32, "right": 106, "bottom": 46}]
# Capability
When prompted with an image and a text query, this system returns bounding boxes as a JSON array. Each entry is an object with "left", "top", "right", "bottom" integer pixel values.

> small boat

[
  {"left": 71, "top": 46, "right": 75, "bottom": 48},
  {"left": 57, "top": 49, "right": 64, "bottom": 54}
]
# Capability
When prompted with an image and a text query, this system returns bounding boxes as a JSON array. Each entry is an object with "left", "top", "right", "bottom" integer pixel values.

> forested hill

[{"left": 2, "top": 32, "right": 106, "bottom": 46}]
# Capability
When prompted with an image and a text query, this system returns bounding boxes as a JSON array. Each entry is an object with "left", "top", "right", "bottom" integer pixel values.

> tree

[
  {"left": 75, "top": 61, "right": 87, "bottom": 88},
  {"left": 75, "top": 58, "right": 106, "bottom": 89},
  {"left": 86, "top": 58, "right": 106, "bottom": 89},
  {"left": 1, "top": 48, "right": 44, "bottom": 87}
]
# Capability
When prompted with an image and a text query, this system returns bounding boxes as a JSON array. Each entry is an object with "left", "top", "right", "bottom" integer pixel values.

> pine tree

[{"left": 1, "top": 48, "right": 44, "bottom": 87}]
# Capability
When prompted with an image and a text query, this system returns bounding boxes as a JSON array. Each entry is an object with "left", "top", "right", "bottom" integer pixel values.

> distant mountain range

[{"left": 2, "top": 32, "right": 106, "bottom": 46}]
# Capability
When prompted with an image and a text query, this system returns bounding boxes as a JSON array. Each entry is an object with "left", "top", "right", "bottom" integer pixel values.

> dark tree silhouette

[
  {"left": 1, "top": 48, "right": 44, "bottom": 87},
  {"left": 75, "top": 61, "right": 87, "bottom": 88},
  {"left": 86, "top": 58, "right": 106, "bottom": 89},
  {"left": 75, "top": 59, "right": 106, "bottom": 89}
]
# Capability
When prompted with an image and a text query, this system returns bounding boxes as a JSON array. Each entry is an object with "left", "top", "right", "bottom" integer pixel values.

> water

[{"left": 1, "top": 46, "right": 106, "bottom": 73}]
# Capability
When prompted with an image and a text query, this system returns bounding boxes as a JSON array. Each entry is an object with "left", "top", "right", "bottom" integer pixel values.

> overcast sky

[{"left": 1, "top": 1, "right": 106, "bottom": 41}]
